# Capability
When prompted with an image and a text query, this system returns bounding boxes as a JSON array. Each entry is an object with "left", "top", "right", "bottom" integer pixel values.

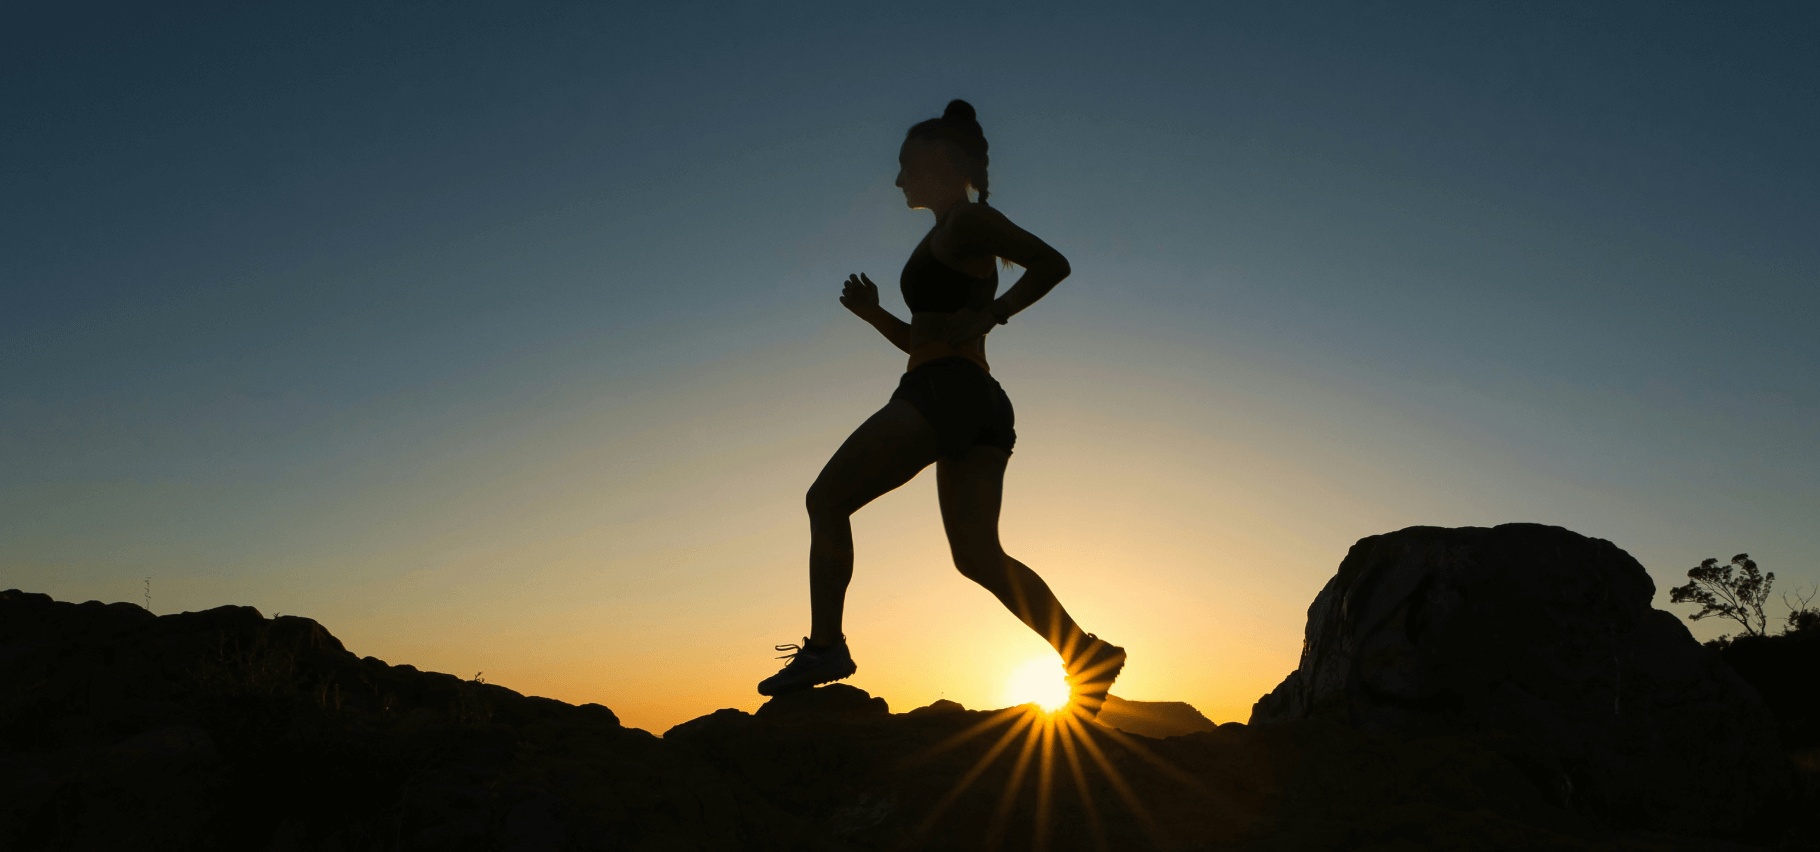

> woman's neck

[{"left": 929, "top": 194, "right": 968, "bottom": 223}]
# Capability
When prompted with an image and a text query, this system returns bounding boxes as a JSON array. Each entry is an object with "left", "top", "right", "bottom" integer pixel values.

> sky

[{"left": 4, "top": 1, "right": 1817, "bottom": 734}]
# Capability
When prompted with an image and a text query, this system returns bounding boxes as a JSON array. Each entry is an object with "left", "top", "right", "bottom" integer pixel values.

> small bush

[{"left": 1784, "top": 585, "right": 1819, "bottom": 635}]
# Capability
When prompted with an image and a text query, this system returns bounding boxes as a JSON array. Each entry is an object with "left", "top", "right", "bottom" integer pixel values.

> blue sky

[{"left": 5, "top": 1, "right": 1816, "bottom": 731}]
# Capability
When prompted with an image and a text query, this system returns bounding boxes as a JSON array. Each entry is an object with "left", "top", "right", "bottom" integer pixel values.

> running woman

[{"left": 759, "top": 100, "right": 1125, "bottom": 716}]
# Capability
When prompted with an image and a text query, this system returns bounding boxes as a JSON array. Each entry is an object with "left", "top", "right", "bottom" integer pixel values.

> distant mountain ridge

[{"left": 1096, "top": 695, "right": 1219, "bottom": 739}]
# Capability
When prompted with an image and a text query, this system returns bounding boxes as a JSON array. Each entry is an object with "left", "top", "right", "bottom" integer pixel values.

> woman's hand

[
  {"left": 840, "top": 273, "right": 880, "bottom": 318},
  {"left": 942, "top": 307, "right": 998, "bottom": 347}
]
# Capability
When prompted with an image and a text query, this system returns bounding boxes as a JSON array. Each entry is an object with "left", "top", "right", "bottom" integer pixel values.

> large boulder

[{"left": 1249, "top": 524, "right": 1788, "bottom": 837}]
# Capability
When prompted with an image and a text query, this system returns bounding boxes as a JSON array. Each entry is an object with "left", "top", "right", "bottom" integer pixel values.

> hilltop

[{"left": 2, "top": 524, "right": 1812, "bottom": 850}]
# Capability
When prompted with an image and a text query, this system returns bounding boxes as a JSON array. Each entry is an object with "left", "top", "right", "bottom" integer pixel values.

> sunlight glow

[
  {"left": 1003, "top": 655, "right": 1070, "bottom": 712},
  {"left": 896, "top": 703, "right": 1196, "bottom": 847}
]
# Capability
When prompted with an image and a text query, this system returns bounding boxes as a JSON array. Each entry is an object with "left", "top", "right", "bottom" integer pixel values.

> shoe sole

[
  {"left": 757, "top": 662, "right": 859, "bottom": 697},
  {"left": 1070, "top": 647, "right": 1126, "bottom": 719}
]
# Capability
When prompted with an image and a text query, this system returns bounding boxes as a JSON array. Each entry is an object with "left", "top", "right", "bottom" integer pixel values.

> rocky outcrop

[
  {"left": 3, "top": 535, "right": 1804, "bottom": 852},
  {"left": 0, "top": 590, "right": 811, "bottom": 850},
  {"left": 661, "top": 686, "right": 1766, "bottom": 852},
  {"left": 1249, "top": 524, "right": 1789, "bottom": 838}
]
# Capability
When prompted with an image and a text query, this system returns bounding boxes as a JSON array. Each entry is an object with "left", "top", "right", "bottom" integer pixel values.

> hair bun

[
  {"left": 905, "top": 99, "right": 992, "bottom": 205},
  {"left": 942, "top": 99, "right": 979, "bottom": 127}
]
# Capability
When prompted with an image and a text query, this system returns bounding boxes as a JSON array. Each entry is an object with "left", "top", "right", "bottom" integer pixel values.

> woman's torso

[{"left": 902, "top": 202, "right": 998, "bottom": 371}]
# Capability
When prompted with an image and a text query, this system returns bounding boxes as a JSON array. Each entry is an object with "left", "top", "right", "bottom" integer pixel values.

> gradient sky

[{"left": 5, "top": 2, "right": 1817, "bottom": 734}]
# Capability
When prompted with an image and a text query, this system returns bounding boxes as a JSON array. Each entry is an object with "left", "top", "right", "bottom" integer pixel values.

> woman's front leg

[
  {"left": 803, "top": 399, "right": 939, "bottom": 646},
  {"left": 807, "top": 512, "right": 855, "bottom": 647}
]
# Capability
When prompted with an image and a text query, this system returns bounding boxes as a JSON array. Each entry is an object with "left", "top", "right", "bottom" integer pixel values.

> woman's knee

[
  {"left": 951, "top": 545, "right": 1007, "bottom": 585},
  {"left": 805, "top": 481, "right": 849, "bottom": 521}
]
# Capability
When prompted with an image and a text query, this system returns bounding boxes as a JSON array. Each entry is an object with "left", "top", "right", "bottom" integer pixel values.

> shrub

[{"left": 1785, "top": 585, "right": 1819, "bottom": 635}]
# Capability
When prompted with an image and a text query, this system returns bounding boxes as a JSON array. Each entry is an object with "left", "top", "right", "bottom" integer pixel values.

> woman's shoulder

[
  {"left": 949, "top": 200, "right": 1009, "bottom": 229},
  {"left": 942, "top": 201, "right": 1012, "bottom": 250}
]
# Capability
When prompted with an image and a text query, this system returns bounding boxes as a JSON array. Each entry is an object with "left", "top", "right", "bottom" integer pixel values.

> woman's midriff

[
  {"left": 906, "top": 313, "right": 989, "bottom": 372},
  {"left": 907, "top": 341, "right": 989, "bottom": 372}
]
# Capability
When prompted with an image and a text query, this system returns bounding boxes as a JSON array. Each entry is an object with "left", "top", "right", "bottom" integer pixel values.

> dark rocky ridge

[
  {"left": 1249, "top": 524, "right": 1790, "bottom": 839},
  {"left": 0, "top": 590, "right": 806, "bottom": 850},
  {"left": 2, "top": 523, "right": 1811, "bottom": 850}
]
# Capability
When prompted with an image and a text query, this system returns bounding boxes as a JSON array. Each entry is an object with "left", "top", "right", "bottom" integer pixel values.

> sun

[{"left": 1002, "top": 655, "right": 1070, "bottom": 713}]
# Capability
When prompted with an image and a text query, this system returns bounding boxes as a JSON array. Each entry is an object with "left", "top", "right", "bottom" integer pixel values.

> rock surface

[
  {"left": 901, "top": 696, "right": 1218, "bottom": 740},
  {"left": 664, "top": 686, "right": 1750, "bottom": 852},
  {"left": 1250, "top": 524, "right": 1789, "bottom": 838},
  {"left": 3, "top": 519, "right": 1809, "bottom": 852},
  {"left": 0, "top": 590, "right": 808, "bottom": 851}
]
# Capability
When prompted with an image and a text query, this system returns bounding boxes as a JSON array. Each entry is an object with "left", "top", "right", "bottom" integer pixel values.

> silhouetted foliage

[
  {"left": 1790, "top": 610, "right": 1820, "bottom": 635},
  {"left": 1784, "top": 585, "right": 1819, "bottom": 635},
  {"left": 1670, "top": 553, "right": 1774, "bottom": 638}
]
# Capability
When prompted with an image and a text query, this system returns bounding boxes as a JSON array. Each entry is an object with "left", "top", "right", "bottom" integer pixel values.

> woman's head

[{"left": 897, "top": 99, "right": 991, "bottom": 209}]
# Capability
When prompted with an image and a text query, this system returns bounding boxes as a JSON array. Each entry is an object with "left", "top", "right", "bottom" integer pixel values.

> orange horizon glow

[{"left": 13, "top": 325, "right": 1775, "bottom": 736}]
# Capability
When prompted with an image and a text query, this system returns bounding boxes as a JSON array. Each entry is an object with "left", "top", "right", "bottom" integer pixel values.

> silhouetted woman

[{"left": 759, "top": 100, "right": 1125, "bottom": 715}]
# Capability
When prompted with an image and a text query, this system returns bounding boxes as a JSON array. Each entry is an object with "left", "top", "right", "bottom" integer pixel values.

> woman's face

[{"left": 895, "top": 138, "right": 964, "bottom": 209}]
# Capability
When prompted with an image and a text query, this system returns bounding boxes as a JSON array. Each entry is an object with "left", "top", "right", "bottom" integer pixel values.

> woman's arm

[
  {"left": 940, "top": 204, "right": 1072, "bottom": 345},
  {"left": 841, "top": 272, "right": 915, "bottom": 354}
]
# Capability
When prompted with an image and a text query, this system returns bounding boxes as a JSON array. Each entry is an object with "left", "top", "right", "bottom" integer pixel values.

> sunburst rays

[{"left": 892, "top": 696, "right": 1230, "bottom": 851}]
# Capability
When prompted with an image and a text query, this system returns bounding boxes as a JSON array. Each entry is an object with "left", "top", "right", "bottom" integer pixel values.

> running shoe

[
  {"left": 1066, "top": 634, "right": 1126, "bottom": 719},
  {"left": 757, "top": 636, "right": 858, "bottom": 696}
]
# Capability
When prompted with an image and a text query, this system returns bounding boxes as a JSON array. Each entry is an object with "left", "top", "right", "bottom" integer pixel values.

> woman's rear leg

[
  {"left": 804, "top": 399, "right": 939, "bottom": 647},
  {"left": 935, "top": 446, "right": 1091, "bottom": 660},
  {"left": 937, "top": 446, "right": 1126, "bottom": 714}
]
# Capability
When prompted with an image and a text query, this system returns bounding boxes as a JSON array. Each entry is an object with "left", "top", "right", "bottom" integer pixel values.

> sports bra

[{"left": 901, "top": 204, "right": 997, "bottom": 313}]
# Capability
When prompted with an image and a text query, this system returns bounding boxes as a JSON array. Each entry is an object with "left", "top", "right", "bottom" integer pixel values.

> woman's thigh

[
  {"left": 935, "top": 444, "right": 1010, "bottom": 557},
  {"left": 807, "top": 399, "right": 941, "bottom": 517}
]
